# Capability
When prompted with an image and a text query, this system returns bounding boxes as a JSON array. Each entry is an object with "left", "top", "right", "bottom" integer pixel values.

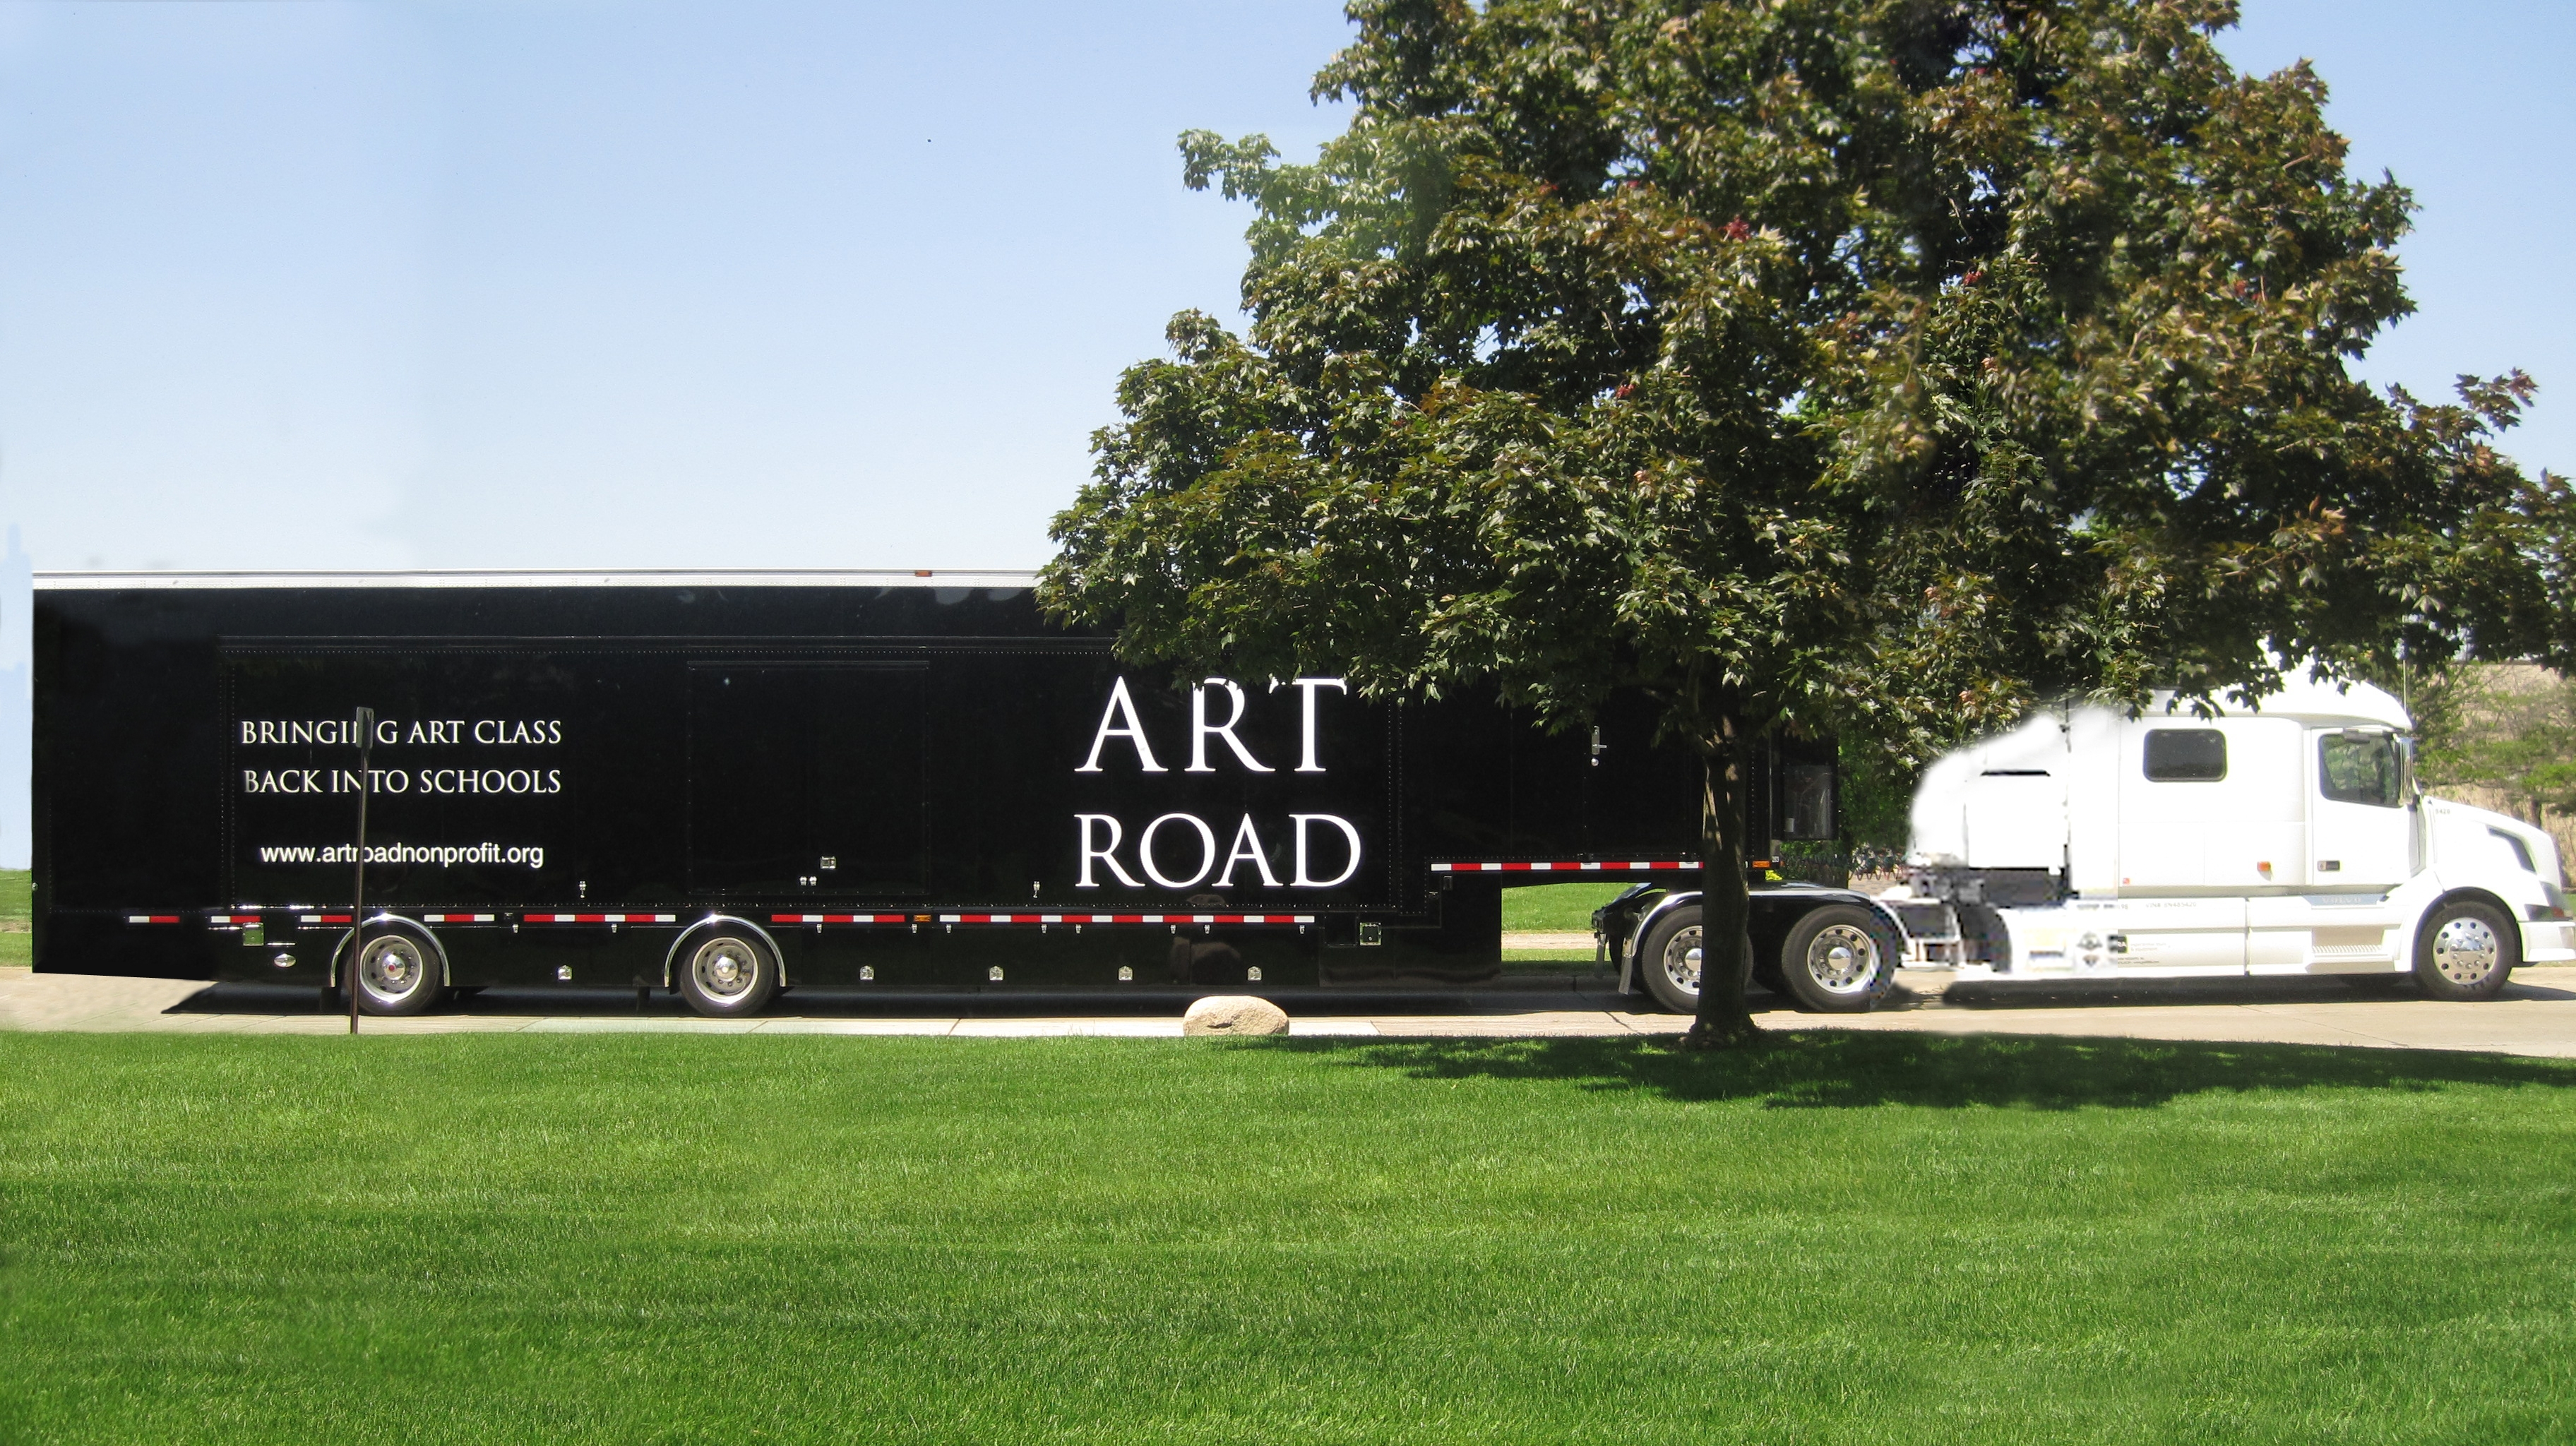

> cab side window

[
  {"left": 2144, "top": 729, "right": 2226, "bottom": 782},
  {"left": 2318, "top": 731, "right": 2402, "bottom": 808}
]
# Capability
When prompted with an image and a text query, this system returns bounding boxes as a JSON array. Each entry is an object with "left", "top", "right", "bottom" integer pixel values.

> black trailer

[{"left": 34, "top": 570, "right": 1896, "bottom": 1014}]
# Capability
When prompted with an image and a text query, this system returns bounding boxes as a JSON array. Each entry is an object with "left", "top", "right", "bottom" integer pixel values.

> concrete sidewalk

[{"left": 5, "top": 963, "right": 2575, "bottom": 1056}]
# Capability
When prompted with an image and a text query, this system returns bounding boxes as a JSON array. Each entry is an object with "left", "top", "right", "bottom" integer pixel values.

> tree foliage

[
  {"left": 2411, "top": 664, "right": 2576, "bottom": 830},
  {"left": 1042, "top": 0, "right": 2575, "bottom": 1040}
]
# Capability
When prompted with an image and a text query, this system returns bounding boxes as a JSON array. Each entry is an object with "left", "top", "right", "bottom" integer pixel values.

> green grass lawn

[
  {"left": 2, "top": 1032, "right": 2571, "bottom": 1443},
  {"left": 0, "top": 867, "right": 28, "bottom": 967},
  {"left": 1500, "top": 880, "right": 1632, "bottom": 933}
]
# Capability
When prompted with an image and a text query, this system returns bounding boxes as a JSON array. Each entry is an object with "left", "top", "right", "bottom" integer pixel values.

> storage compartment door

[{"left": 687, "top": 663, "right": 926, "bottom": 896}]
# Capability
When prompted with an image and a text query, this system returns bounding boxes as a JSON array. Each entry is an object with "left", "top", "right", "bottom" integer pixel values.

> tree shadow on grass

[{"left": 1278, "top": 1032, "right": 2576, "bottom": 1110}]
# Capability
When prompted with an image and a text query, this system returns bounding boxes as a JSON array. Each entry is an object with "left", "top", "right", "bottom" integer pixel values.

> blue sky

[
  {"left": 0, "top": 1, "right": 2568, "bottom": 578},
  {"left": 0, "top": 1, "right": 2566, "bottom": 866}
]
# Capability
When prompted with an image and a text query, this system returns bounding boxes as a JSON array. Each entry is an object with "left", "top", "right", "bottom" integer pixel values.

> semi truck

[
  {"left": 1595, "top": 666, "right": 2574, "bottom": 1006},
  {"left": 35, "top": 568, "right": 1892, "bottom": 1015}
]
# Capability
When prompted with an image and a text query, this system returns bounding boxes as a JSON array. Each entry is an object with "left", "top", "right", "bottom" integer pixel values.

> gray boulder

[{"left": 1182, "top": 995, "right": 1289, "bottom": 1036}]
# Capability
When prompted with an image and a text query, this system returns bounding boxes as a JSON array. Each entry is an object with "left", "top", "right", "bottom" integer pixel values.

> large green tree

[{"left": 1043, "top": 0, "right": 2575, "bottom": 1046}]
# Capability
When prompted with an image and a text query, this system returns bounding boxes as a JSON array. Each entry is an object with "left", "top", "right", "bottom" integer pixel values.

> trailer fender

[
  {"left": 328, "top": 914, "right": 451, "bottom": 990},
  {"left": 1624, "top": 890, "right": 1693, "bottom": 986},
  {"left": 663, "top": 915, "right": 787, "bottom": 991}
]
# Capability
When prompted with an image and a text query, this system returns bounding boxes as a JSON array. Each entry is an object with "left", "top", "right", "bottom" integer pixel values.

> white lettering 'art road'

[
  {"left": 1075, "top": 677, "right": 1164, "bottom": 773},
  {"left": 1217, "top": 813, "right": 1282, "bottom": 888},
  {"left": 1188, "top": 679, "right": 1271, "bottom": 773},
  {"left": 1284, "top": 677, "right": 1347, "bottom": 772},
  {"left": 1292, "top": 813, "right": 1364, "bottom": 888},
  {"left": 1075, "top": 813, "right": 1144, "bottom": 888},
  {"left": 1139, "top": 812, "right": 1219, "bottom": 889},
  {"left": 1074, "top": 811, "right": 1363, "bottom": 890}
]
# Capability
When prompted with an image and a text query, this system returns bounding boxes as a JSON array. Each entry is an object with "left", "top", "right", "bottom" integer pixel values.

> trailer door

[{"left": 687, "top": 662, "right": 927, "bottom": 896}]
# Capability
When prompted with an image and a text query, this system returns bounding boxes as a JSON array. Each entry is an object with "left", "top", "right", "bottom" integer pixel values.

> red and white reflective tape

[
  {"left": 772, "top": 913, "right": 914, "bottom": 925},
  {"left": 128, "top": 914, "right": 182, "bottom": 925},
  {"left": 1430, "top": 859, "right": 1701, "bottom": 873},
  {"left": 938, "top": 912, "right": 1316, "bottom": 926},
  {"left": 422, "top": 913, "right": 496, "bottom": 924},
  {"left": 206, "top": 913, "right": 259, "bottom": 926},
  {"left": 521, "top": 912, "right": 676, "bottom": 924},
  {"left": 297, "top": 914, "right": 354, "bottom": 925}
]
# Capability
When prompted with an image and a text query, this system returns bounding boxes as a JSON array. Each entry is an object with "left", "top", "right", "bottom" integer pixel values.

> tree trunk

[{"left": 1683, "top": 712, "right": 1760, "bottom": 1049}]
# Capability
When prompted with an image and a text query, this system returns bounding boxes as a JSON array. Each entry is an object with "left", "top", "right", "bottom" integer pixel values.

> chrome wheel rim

[
  {"left": 359, "top": 936, "right": 429, "bottom": 1002},
  {"left": 1805, "top": 924, "right": 1880, "bottom": 995},
  {"left": 1661, "top": 926, "right": 1703, "bottom": 998},
  {"left": 2431, "top": 915, "right": 2502, "bottom": 985},
  {"left": 691, "top": 938, "right": 762, "bottom": 1000}
]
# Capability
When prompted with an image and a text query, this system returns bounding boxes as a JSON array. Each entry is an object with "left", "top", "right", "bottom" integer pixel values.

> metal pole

[{"left": 350, "top": 707, "right": 374, "bottom": 1036}]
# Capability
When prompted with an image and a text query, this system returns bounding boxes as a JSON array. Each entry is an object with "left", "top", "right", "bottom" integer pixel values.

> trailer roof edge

[{"left": 35, "top": 568, "right": 1044, "bottom": 591}]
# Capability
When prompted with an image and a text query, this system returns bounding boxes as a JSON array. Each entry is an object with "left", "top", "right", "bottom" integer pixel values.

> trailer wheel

[
  {"left": 678, "top": 931, "right": 778, "bottom": 1016},
  {"left": 1636, "top": 908, "right": 1699, "bottom": 1012},
  {"left": 1778, "top": 905, "right": 1897, "bottom": 1013},
  {"left": 1635, "top": 907, "right": 1753, "bottom": 1015},
  {"left": 346, "top": 931, "right": 444, "bottom": 1017},
  {"left": 2414, "top": 900, "right": 2517, "bottom": 1001}
]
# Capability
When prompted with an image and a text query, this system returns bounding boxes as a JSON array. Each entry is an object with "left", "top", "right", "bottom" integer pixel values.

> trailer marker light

[
  {"left": 1118, "top": 966, "right": 1133, "bottom": 981},
  {"left": 988, "top": 966, "right": 1003, "bottom": 981},
  {"left": 1247, "top": 967, "right": 1263, "bottom": 981}
]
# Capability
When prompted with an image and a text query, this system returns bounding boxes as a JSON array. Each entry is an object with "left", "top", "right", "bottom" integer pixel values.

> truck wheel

[
  {"left": 678, "top": 932, "right": 778, "bottom": 1017},
  {"left": 347, "top": 931, "right": 443, "bottom": 1016},
  {"left": 2414, "top": 900, "right": 2517, "bottom": 1001},
  {"left": 1635, "top": 907, "right": 1753, "bottom": 1014},
  {"left": 1779, "top": 905, "right": 1897, "bottom": 1013}
]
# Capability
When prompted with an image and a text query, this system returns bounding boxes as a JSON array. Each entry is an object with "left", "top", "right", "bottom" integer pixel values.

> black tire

[
  {"left": 1634, "top": 906, "right": 1753, "bottom": 1014},
  {"left": 2414, "top": 899, "right": 2517, "bottom": 1001},
  {"left": 676, "top": 930, "right": 780, "bottom": 1017},
  {"left": 344, "top": 928, "right": 445, "bottom": 1017},
  {"left": 1777, "top": 904, "right": 1898, "bottom": 1013}
]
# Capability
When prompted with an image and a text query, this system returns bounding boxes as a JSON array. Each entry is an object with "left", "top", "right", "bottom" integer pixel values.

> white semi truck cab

[{"left": 1902, "top": 669, "right": 2573, "bottom": 999}]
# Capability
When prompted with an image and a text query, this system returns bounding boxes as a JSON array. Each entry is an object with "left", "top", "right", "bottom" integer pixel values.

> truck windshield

[{"left": 2319, "top": 731, "right": 2402, "bottom": 808}]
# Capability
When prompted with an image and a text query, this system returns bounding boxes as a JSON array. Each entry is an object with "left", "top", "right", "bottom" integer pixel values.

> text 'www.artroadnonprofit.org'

[{"left": 257, "top": 843, "right": 547, "bottom": 869}]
